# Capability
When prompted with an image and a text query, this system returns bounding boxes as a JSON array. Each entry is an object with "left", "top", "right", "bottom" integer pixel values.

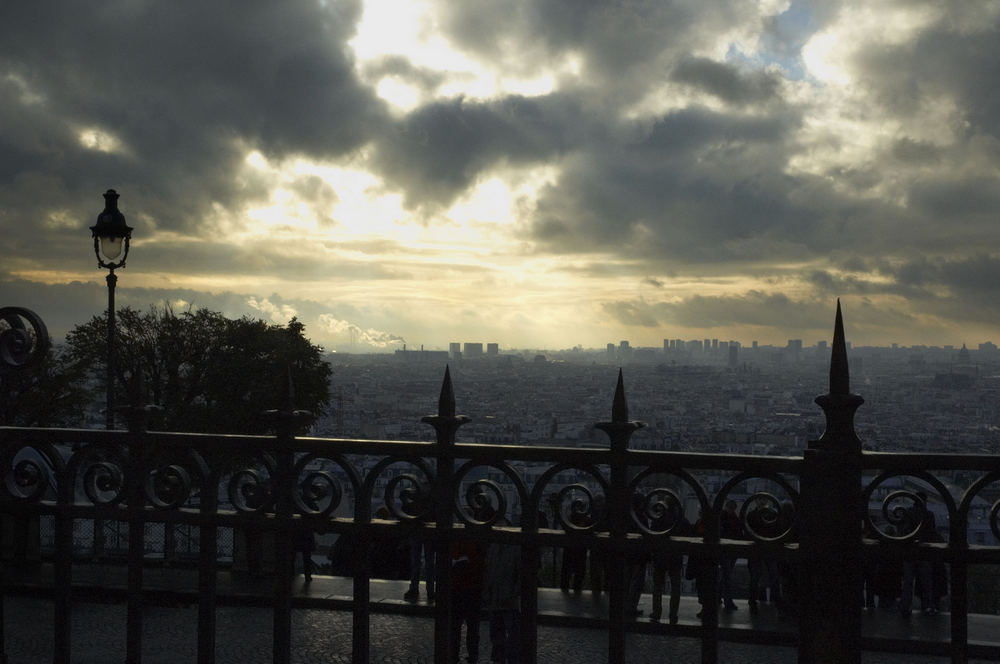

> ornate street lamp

[{"left": 90, "top": 189, "right": 133, "bottom": 429}]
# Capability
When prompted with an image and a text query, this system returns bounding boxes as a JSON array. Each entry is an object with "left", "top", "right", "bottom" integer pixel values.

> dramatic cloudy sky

[{"left": 2, "top": 1, "right": 998, "bottom": 352}]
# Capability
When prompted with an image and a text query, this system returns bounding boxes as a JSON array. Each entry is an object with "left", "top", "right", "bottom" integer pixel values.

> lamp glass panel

[{"left": 100, "top": 236, "right": 124, "bottom": 260}]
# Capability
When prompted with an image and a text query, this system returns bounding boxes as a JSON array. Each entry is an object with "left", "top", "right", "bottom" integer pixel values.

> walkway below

[{"left": 3, "top": 564, "right": 999, "bottom": 662}]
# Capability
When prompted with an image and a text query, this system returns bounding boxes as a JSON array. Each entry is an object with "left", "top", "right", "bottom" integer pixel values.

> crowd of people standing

[{"left": 308, "top": 490, "right": 946, "bottom": 662}]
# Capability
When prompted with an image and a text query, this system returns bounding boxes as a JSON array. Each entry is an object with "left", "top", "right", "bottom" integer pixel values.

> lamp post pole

[
  {"left": 90, "top": 189, "right": 133, "bottom": 430},
  {"left": 105, "top": 268, "right": 117, "bottom": 430}
]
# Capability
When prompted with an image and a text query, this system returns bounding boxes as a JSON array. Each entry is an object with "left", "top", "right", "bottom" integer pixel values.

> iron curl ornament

[
  {"left": 553, "top": 483, "right": 604, "bottom": 532},
  {"left": 83, "top": 459, "right": 126, "bottom": 506},
  {"left": 385, "top": 472, "right": 434, "bottom": 522},
  {"left": 4, "top": 454, "right": 51, "bottom": 502},
  {"left": 144, "top": 463, "right": 194, "bottom": 510},
  {"left": 227, "top": 468, "right": 273, "bottom": 514},
  {"left": 873, "top": 489, "right": 927, "bottom": 543},
  {"left": 291, "top": 455, "right": 345, "bottom": 518},
  {"left": 739, "top": 492, "right": 793, "bottom": 544},
  {"left": 458, "top": 478, "right": 507, "bottom": 527},
  {"left": 636, "top": 488, "right": 686, "bottom": 536},
  {"left": 0, "top": 307, "right": 50, "bottom": 373}
]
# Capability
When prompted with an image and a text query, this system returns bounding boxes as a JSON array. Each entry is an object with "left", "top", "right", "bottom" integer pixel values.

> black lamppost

[{"left": 90, "top": 189, "right": 133, "bottom": 430}]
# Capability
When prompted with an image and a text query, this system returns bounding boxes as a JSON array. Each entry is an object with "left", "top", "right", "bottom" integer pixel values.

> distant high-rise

[
  {"left": 607, "top": 343, "right": 616, "bottom": 355},
  {"left": 464, "top": 342, "right": 484, "bottom": 358},
  {"left": 752, "top": 340, "right": 759, "bottom": 350},
  {"left": 704, "top": 339, "right": 711, "bottom": 352},
  {"left": 449, "top": 342, "right": 461, "bottom": 359},
  {"left": 487, "top": 343, "right": 499, "bottom": 356},
  {"left": 728, "top": 344, "right": 739, "bottom": 368},
  {"left": 712, "top": 339, "right": 719, "bottom": 351}
]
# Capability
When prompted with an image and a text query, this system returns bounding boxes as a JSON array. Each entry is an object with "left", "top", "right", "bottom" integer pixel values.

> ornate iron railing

[{"left": 1, "top": 304, "right": 999, "bottom": 664}]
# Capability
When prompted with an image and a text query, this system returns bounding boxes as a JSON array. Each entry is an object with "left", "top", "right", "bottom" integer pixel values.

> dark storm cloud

[
  {"left": 0, "top": 0, "right": 383, "bottom": 243},
  {"left": 807, "top": 253, "right": 1000, "bottom": 327},
  {"left": 435, "top": 0, "right": 752, "bottom": 88},
  {"left": 372, "top": 94, "right": 586, "bottom": 208},
  {"left": 670, "top": 56, "right": 782, "bottom": 105},
  {"left": 529, "top": 105, "right": 846, "bottom": 264},
  {"left": 601, "top": 291, "right": 833, "bottom": 332},
  {"left": 853, "top": 14, "right": 1000, "bottom": 136}
]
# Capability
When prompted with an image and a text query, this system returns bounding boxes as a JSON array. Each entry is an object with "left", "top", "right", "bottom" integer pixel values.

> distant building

[
  {"left": 728, "top": 344, "right": 739, "bottom": 368},
  {"left": 487, "top": 343, "right": 499, "bottom": 356},
  {"left": 449, "top": 342, "right": 461, "bottom": 359},
  {"left": 464, "top": 343, "right": 484, "bottom": 358}
]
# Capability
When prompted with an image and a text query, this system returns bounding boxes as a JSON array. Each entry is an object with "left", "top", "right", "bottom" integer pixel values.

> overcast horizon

[{"left": 3, "top": 1, "right": 999, "bottom": 352}]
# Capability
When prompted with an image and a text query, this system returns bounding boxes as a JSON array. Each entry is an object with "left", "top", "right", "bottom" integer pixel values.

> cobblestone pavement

[{"left": 3, "top": 597, "right": 994, "bottom": 664}]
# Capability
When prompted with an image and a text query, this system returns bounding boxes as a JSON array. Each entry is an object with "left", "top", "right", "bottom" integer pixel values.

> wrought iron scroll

[
  {"left": 861, "top": 470, "right": 956, "bottom": 543},
  {"left": 453, "top": 460, "right": 529, "bottom": 527},
  {"left": 1, "top": 443, "right": 62, "bottom": 502},
  {"left": 0, "top": 307, "right": 49, "bottom": 373},
  {"left": 291, "top": 453, "right": 358, "bottom": 518}
]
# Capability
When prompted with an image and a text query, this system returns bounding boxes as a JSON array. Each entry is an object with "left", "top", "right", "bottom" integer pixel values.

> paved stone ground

[{"left": 3, "top": 597, "right": 995, "bottom": 664}]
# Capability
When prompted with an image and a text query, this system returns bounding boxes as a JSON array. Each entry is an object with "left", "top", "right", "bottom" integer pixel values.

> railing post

[
  {"left": 799, "top": 301, "right": 864, "bottom": 663},
  {"left": 595, "top": 369, "right": 643, "bottom": 664},
  {"left": 265, "top": 370, "right": 311, "bottom": 664},
  {"left": 949, "top": 505, "right": 969, "bottom": 663},
  {"left": 422, "top": 366, "right": 468, "bottom": 664},
  {"left": 197, "top": 470, "right": 219, "bottom": 664},
  {"left": 53, "top": 443, "right": 74, "bottom": 663},
  {"left": 124, "top": 401, "right": 147, "bottom": 664},
  {"left": 122, "top": 372, "right": 162, "bottom": 664}
]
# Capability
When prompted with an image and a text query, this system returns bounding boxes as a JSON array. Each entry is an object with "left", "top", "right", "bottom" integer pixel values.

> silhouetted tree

[{"left": 65, "top": 306, "right": 331, "bottom": 434}]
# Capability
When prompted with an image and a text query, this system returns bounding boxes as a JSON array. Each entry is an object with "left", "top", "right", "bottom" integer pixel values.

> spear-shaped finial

[
  {"left": 612, "top": 368, "right": 629, "bottom": 424},
  {"left": 422, "top": 364, "right": 468, "bottom": 444},
  {"left": 830, "top": 299, "right": 850, "bottom": 395},
  {"left": 595, "top": 368, "right": 644, "bottom": 449},
  {"left": 812, "top": 299, "right": 864, "bottom": 451},
  {"left": 438, "top": 365, "right": 456, "bottom": 419}
]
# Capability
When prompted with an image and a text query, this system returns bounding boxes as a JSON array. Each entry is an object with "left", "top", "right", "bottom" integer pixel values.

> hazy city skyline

[{"left": 3, "top": 2, "right": 999, "bottom": 352}]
